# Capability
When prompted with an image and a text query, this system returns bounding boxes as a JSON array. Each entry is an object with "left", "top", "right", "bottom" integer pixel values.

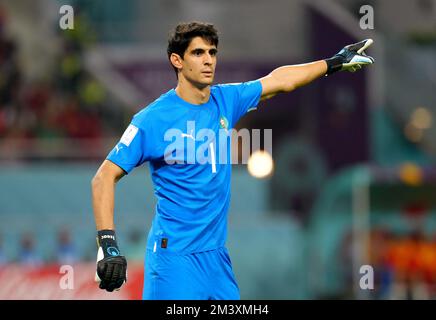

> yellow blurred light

[
  {"left": 399, "top": 162, "right": 423, "bottom": 186},
  {"left": 247, "top": 150, "right": 274, "bottom": 179},
  {"left": 404, "top": 123, "right": 423, "bottom": 143},
  {"left": 411, "top": 107, "right": 432, "bottom": 129},
  {"left": 81, "top": 80, "right": 105, "bottom": 105}
]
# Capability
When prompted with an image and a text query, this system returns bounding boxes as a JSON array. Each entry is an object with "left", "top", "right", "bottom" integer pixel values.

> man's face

[{"left": 178, "top": 36, "right": 217, "bottom": 87}]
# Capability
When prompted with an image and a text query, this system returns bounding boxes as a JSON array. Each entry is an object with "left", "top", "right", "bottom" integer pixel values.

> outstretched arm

[
  {"left": 259, "top": 60, "right": 327, "bottom": 100},
  {"left": 259, "top": 39, "right": 374, "bottom": 101}
]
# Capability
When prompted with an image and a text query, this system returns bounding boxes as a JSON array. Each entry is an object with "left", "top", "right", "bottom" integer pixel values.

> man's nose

[{"left": 204, "top": 53, "right": 213, "bottom": 65}]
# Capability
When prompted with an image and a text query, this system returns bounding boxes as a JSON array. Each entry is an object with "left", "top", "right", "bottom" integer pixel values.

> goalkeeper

[{"left": 91, "top": 21, "right": 374, "bottom": 297}]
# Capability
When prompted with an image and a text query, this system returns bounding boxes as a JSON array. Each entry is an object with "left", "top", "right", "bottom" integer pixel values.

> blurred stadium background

[{"left": 0, "top": 0, "right": 436, "bottom": 299}]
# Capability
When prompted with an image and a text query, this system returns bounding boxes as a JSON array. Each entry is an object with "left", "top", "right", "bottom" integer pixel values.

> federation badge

[{"left": 219, "top": 116, "right": 229, "bottom": 131}]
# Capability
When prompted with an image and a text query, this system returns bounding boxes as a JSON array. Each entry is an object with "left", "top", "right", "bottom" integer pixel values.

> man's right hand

[
  {"left": 95, "top": 230, "right": 127, "bottom": 292},
  {"left": 325, "top": 39, "right": 375, "bottom": 75}
]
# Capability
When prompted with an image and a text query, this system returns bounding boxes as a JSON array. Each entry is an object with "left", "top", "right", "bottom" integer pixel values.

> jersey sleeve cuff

[{"left": 105, "top": 158, "right": 131, "bottom": 175}]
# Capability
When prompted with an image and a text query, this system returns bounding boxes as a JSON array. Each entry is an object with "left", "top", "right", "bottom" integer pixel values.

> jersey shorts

[{"left": 143, "top": 246, "right": 239, "bottom": 300}]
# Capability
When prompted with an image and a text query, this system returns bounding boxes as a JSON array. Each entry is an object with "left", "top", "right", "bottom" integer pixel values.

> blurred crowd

[
  {"left": 369, "top": 227, "right": 436, "bottom": 300},
  {"left": 0, "top": 6, "right": 121, "bottom": 156},
  {"left": 0, "top": 229, "right": 80, "bottom": 267},
  {"left": 340, "top": 226, "right": 436, "bottom": 300},
  {"left": 0, "top": 228, "right": 146, "bottom": 267}
]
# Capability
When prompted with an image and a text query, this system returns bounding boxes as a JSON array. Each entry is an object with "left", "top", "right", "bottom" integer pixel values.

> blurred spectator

[
  {"left": 370, "top": 228, "right": 395, "bottom": 299},
  {"left": 0, "top": 15, "right": 21, "bottom": 108},
  {"left": 17, "top": 232, "right": 43, "bottom": 267},
  {"left": 55, "top": 228, "right": 78, "bottom": 265},
  {"left": 0, "top": 5, "right": 113, "bottom": 161},
  {"left": 56, "top": 96, "right": 102, "bottom": 140},
  {"left": 0, "top": 8, "right": 22, "bottom": 139}
]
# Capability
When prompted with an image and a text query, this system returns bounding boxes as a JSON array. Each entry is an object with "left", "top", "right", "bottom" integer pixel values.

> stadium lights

[
  {"left": 404, "top": 107, "right": 432, "bottom": 143},
  {"left": 247, "top": 150, "right": 274, "bottom": 179},
  {"left": 398, "top": 162, "right": 423, "bottom": 186},
  {"left": 411, "top": 107, "right": 432, "bottom": 130}
]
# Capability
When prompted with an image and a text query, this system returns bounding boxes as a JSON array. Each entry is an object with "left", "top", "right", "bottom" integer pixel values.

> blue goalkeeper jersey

[{"left": 107, "top": 80, "right": 262, "bottom": 254}]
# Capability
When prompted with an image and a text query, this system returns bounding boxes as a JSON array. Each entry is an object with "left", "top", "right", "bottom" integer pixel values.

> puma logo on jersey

[
  {"left": 181, "top": 129, "right": 195, "bottom": 141},
  {"left": 115, "top": 144, "right": 123, "bottom": 154}
]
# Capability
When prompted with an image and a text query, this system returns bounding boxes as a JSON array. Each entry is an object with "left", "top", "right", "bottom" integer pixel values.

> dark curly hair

[{"left": 167, "top": 21, "right": 219, "bottom": 76}]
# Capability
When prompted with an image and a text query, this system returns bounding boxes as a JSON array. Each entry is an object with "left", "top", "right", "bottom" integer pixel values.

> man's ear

[{"left": 170, "top": 53, "right": 183, "bottom": 72}]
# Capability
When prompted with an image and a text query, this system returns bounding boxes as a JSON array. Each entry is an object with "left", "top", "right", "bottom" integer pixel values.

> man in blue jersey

[{"left": 91, "top": 21, "right": 374, "bottom": 298}]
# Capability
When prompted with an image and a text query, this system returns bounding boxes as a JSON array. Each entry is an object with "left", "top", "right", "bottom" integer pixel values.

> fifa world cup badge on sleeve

[{"left": 120, "top": 124, "right": 139, "bottom": 147}]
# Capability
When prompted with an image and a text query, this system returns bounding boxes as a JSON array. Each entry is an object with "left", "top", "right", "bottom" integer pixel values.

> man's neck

[{"left": 175, "top": 78, "right": 210, "bottom": 105}]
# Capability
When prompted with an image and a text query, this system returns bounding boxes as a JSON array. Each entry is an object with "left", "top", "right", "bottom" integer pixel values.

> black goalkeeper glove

[
  {"left": 95, "top": 230, "right": 127, "bottom": 292},
  {"left": 325, "top": 39, "right": 375, "bottom": 75}
]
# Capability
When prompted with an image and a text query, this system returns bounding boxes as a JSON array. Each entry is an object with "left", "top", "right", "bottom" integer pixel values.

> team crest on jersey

[{"left": 219, "top": 116, "right": 229, "bottom": 131}]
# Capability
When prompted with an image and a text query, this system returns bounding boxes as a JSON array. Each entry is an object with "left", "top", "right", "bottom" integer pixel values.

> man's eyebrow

[{"left": 190, "top": 47, "right": 218, "bottom": 53}]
